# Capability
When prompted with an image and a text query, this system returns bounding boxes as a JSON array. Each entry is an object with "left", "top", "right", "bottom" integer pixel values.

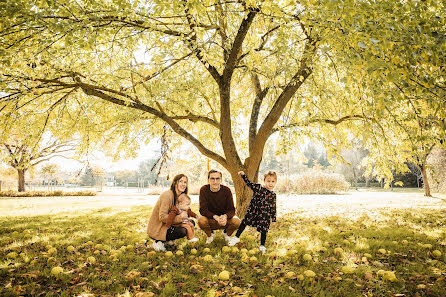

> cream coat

[{"left": 146, "top": 190, "right": 183, "bottom": 241}]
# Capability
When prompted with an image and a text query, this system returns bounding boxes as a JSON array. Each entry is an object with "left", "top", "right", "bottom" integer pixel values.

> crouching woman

[{"left": 146, "top": 174, "right": 191, "bottom": 251}]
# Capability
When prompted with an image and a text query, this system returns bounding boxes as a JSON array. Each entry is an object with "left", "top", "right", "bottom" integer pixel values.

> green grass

[{"left": 0, "top": 203, "right": 445, "bottom": 296}]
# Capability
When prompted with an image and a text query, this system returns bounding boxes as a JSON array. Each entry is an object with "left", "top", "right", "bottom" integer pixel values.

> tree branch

[
  {"left": 78, "top": 82, "right": 228, "bottom": 168},
  {"left": 223, "top": 9, "right": 258, "bottom": 79},
  {"left": 216, "top": 0, "right": 229, "bottom": 62},
  {"left": 249, "top": 73, "right": 269, "bottom": 154},
  {"left": 271, "top": 114, "right": 370, "bottom": 134},
  {"left": 183, "top": 5, "right": 222, "bottom": 83},
  {"left": 171, "top": 113, "right": 219, "bottom": 128},
  {"left": 246, "top": 29, "right": 317, "bottom": 172}
]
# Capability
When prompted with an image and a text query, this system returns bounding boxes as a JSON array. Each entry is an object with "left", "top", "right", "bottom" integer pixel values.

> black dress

[{"left": 241, "top": 174, "right": 276, "bottom": 234}]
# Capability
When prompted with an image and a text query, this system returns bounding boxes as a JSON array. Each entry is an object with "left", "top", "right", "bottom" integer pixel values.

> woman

[{"left": 146, "top": 174, "right": 192, "bottom": 251}]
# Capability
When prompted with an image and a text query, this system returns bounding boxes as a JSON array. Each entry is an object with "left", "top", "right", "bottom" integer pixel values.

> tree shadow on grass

[{"left": 0, "top": 205, "right": 445, "bottom": 297}]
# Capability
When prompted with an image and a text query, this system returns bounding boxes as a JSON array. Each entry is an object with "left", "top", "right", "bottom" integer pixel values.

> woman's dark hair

[{"left": 170, "top": 174, "right": 188, "bottom": 205}]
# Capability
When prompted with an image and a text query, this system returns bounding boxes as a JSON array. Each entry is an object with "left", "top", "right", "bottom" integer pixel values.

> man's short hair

[
  {"left": 208, "top": 169, "right": 222, "bottom": 179},
  {"left": 264, "top": 170, "right": 277, "bottom": 181}
]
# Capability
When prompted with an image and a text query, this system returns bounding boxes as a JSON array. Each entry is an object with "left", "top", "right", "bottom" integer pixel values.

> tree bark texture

[
  {"left": 420, "top": 164, "right": 431, "bottom": 197},
  {"left": 18, "top": 169, "right": 26, "bottom": 192}
]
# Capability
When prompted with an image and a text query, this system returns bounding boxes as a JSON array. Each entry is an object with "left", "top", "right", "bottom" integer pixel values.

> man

[{"left": 198, "top": 169, "right": 241, "bottom": 244}]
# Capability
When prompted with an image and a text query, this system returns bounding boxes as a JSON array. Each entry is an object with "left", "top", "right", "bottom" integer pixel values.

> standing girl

[{"left": 228, "top": 170, "right": 277, "bottom": 253}]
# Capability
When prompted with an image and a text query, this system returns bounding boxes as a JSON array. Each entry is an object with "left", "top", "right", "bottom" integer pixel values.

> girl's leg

[
  {"left": 180, "top": 223, "right": 194, "bottom": 240},
  {"left": 235, "top": 222, "right": 247, "bottom": 238},
  {"left": 228, "top": 222, "right": 246, "bottom": 246},
  {"left": 260, "top": 231, "right": 267, "bottom": 246}
]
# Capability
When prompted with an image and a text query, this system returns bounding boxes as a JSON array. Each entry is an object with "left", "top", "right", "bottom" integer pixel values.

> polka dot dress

[{"left": 241, "top": 174, "right": 276, "bottom": 233}]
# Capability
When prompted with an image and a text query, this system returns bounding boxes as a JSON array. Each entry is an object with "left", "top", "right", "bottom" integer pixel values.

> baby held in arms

[{"left": 166, "top": 194, "right": 199, "bottom": 243}]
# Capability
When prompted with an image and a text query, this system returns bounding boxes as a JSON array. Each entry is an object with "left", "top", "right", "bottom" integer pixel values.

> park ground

[{"left": 1, "top": 189, "right": 445, "bottom": 296}]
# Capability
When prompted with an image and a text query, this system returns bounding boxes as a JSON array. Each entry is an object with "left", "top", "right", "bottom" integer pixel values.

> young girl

[
  {"left": 228, "top": 171, "right": 277, "bottom": 253},
  {"left": 165, "top": 194, "right": 199, "bottom": 243}
]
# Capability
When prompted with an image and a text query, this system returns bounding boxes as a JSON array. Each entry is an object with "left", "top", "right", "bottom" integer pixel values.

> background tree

[
  {"left": 81, "top": 165, "right": 105, "bottom": 188},
  {"left": 334, "top": 144, "right": 369, "bottom": 187},
  {"left": 113, "top": 169, "right": 137, "bottom": 187},
  {"left": 40, "top": 163, "right": 60, "bottom": 187},
  {"left": 92, "top": 166, "right": 106, "bottom": 191},
  {"left": 316, "top": 0, "right": 446, "bottom": 195},
  {"left": 0, "top": 134, "right": 75, "bottom": 192},
  {"left": 81, "top": 167, "right": 96, "bottom": 187},
  {"left": 0, "top": 167, "right": 15, "bottom": 191}
]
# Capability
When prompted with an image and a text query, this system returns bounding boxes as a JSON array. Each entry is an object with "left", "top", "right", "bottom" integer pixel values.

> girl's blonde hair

[
  {"left": 178, "top": 193, "right": 191, "bottom": 203},
  {"left": 263, "top": 170, "right": 277, "bottom": 181}
]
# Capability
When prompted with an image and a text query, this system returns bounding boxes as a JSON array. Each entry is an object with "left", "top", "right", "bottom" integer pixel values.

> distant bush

[
  {"left": 0, "top": 190, "right": 97, "bottom": 197},
  {"left": 275, "top": 171, "right": 350, "bottom": 194}
]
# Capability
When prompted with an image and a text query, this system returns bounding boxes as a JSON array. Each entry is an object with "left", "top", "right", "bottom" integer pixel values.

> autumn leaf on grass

[
  {"left": 190, "top": 264, "right": 204, "bottom": 274},
  {"left": 126, "top": 270, "right": 141, "bottom": 280},
  {"left": 21, "top": 271, "right": 39, "bottom": 279}
]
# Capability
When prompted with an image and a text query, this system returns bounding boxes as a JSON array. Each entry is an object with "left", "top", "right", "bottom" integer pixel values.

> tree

[
  {"left": 0, "top": 136, "right": 74, "bottom": 192},
  {"left": 334, "top": 143, "right": 369, "bottom": 187},
  {"left": 113, "top": 169, "right": 137, "bottom": 187},
  {"left": 1, "top": 1, "right": 444, "bottom": 210},
  {"left": 41, "top": 163, "right": 60, "bottom": 187},
  {"left": 81, "top": 165, "right": 105, "bottom": 188},
  {"left": 81, "top": 167, "right": 95, "bottom": 187},
  {"left": 316, "top": 0, "right": 446, "bottom": 196},
  {"left": 0, "top": 167, "right": 16, "bottom": 191}
]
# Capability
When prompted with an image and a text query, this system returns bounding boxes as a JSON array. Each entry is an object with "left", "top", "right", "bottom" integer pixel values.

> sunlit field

[{"left": 1, "top": 191, "right": 445, "bottom": 297}]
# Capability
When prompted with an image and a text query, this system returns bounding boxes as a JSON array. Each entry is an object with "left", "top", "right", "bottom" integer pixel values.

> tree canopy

[{"left": 1, "top": 0, "right": 444, "bottom": 206}]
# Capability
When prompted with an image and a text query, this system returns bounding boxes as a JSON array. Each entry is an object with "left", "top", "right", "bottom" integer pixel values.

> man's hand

[
  {"left": 237, "top": 171, "right": 245, "bottom": 176},
  {"left": 220, "top": 214, "right": 227, "bottom": 226},
  {"left": 213, "top": 215, "right": 226, "bottom": 226},
  {"left": 179, "top": 212, "right": 188, "bottom": 220}
]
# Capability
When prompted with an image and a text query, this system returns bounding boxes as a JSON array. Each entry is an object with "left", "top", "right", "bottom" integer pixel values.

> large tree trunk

[
  {"left": 18, "top": 168, "right": 26, "bottom": 192},
  {"left": 232, "top": 172, "right": 253, "bottom": 218},
  {"left": 420, "top": 164, "right": 431, "bottom": 197},
  {"left": 228, "top": 161, "right": 262, "bottom": 218}
]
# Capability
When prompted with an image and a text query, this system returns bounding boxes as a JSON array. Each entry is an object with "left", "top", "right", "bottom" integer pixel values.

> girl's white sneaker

[
  {"left": 228, "top": 237, "right": 240, "bottom": 246},
  {"left": 188, "top": 237, "right": 199, "bottom": 243},
  {"left": 259, "top": 245, "right": 266, "bottom": 254}
]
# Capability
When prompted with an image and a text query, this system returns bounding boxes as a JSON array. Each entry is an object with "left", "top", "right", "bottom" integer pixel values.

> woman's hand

[{"left": 237, "top": 171, "right": 245, "bottom": 176}]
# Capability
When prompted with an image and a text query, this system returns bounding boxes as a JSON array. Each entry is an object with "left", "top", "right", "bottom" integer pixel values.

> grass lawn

[{"left": 0, "top": 192, "right": 445, "bottom": 296}]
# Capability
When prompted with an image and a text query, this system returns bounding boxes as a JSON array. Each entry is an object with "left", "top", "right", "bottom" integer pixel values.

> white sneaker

[
  {"left": 259, "top": 245, "right": 266, "bottom": 254},
  {"left": 152, "top": 241, "right": 166, "bottom": 252},
  {"left": 205, "top": 233, "right": 215, "bottom": 244},
  {"left": 228, "top": 237, "right": 240, "bottom": 247},
  {"left": 223, "top": 232, "right": 232, "bottom": 243},
  {"left": 188, "top": 237, "right": 199, "bottom": 243}
]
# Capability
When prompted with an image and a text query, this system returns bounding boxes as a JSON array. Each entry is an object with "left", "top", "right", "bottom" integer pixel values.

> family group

[{"left": 146, "top": 169, "right": 277, "bottom": 254}]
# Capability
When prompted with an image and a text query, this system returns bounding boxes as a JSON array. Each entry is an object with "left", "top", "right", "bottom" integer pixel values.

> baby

[{"left": 166, "top": 194, "right": 199, "bottom": 243}]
